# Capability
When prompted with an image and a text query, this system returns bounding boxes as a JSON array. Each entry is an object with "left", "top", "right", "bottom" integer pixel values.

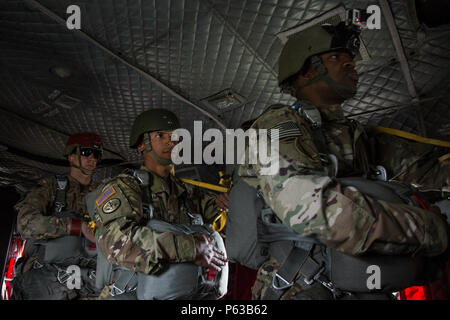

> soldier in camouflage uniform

[
  {"left": 237, "top": 22, "right": 449, "bottom": 300},
  {"left": 92, "top": 109, "right": 227, "bottom": 299},
  {"left": 12, "top": 133, "right": 104, "bottom": 300}
]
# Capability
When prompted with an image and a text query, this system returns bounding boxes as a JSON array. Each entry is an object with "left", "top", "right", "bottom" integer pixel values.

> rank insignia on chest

[{"left": 96, "top": 186, "right": 117, "bottom": 207}]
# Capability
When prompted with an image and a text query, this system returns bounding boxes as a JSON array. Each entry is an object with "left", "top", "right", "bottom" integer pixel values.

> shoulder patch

[
  {"left": 268, "top": 120, "right": 302, "bottom": 140},
  {"left": 102, "top": 198, "right": 121, "bottom": 214},
  {"left": 96, "top": 186, "right": 117, "bottom": 207}
]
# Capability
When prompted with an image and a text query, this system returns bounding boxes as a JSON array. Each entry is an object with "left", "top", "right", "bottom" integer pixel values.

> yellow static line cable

[
  {"left": 438, "top": 153, "right": 450, "bottom": 163},
  {"left": 170, "top": 167, "right": 231, "bottom": 232},
  {"left": 170, "top": 166, "right": 230, "bottom": 193},
  {"left": 179, "top": 178, "right": 229, "bottom": 193},
  {"left": 371, "top": 126, "right": 450, "bottom": 148},
  {"left": 180, "top": 176, "right": 229, "bottom": 231}
]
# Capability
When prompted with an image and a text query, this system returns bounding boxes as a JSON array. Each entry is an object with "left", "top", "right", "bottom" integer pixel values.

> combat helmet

[
  {"left": 278, "top": 22, "right": 361, "bottom": 99},
  {"left": 129, "top": 108, "right": 180, "bottom": 165},
  {"left": 129, "top": 109, "right": 180, "bottom": 148},
  {"left": 64, "top": 133, "right": 103, "bottom": 157}
]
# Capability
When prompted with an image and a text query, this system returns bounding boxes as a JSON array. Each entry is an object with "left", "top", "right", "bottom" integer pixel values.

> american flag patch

[
  {"left": 268, "top": 121, "right": 302, "bottom": 140},
  {"left": 96, "top": 186, "right": 116, "bottom": 207}
]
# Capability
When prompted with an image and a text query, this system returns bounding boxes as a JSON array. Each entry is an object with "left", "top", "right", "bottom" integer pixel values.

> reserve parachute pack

[
  {"left": 86, "top": 169, "right": 228, "bottom": 300},
  {"left": 33, "top": 224, "right": 97, "bottom": 268},
  {"left": 137, "top": 220, "right": 228, "bottom": 300}
]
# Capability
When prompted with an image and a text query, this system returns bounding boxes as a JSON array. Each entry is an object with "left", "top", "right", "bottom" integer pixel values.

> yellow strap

[
  {"left": 371, "top": 126, "right": 450, "bottom": 148},
  {"left": 88, "top": 221, "right": 96, "bottom": 233},
  {"left": 170, "top": 167, "right": 230, "bottom": 231},
  {"left": 439, "top": 153, "right": 450, "bottom": 163},
  {"left": 170, "top": 166, "right": 230, "bottom": 192},
  {"left": 213, "top": 210, "right": 227, "bottom": 232},
  {"left": 84, "top": 214, "right": 97, "bottom": 232},
  {"left": 218, "top": 171, "right": 233, "bottom": 188},
  {"left": 179, "top": 178, "right": 230, "bottom": 193}
]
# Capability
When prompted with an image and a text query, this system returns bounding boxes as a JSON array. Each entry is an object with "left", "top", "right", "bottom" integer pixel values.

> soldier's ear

[
  {"left": 297, "top": 69, "right": 316, "bottom": 90},
  {"left": 301, "top": 66, "right": 317, "bottom": 80},
  {"left": 137, "top": 140, "right": 146, "bottom": 153},
  {"left": 297, "top": 57, "right": 316, "bottom": 81}
]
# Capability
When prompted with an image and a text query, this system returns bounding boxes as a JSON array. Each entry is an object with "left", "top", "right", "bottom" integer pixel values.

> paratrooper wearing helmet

[
  {"left": 89, "top": 108, "right": 229, "bottom": 300},
  {"left": 228, "top": 22, "right": 449, "bottom": 300},
  {"left": 12, "top": 133, "right": 104, "bottom": 300}
]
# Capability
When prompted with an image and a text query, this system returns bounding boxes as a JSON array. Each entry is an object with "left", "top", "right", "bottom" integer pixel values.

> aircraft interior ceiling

[{"left": 0, "top": 0, "right": 449, "bottom": 193}]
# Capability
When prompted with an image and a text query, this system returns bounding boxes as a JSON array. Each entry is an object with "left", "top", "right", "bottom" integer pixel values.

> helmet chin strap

[
  {"left": 297, "top": 55, "right": 357, "bottom": 100},
  {"left": 143, "top": 134, "right": 172, "bottom": 166},
  {"left": 70, "top": 147, "right": 94, "bottom": 176},
  {"left": 322, "top": 75, "right": 357, "bottom": 99}
]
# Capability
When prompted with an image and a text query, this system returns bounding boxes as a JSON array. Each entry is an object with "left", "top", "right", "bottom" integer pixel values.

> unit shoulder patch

[{"left": 102, "top": 198, "right": 121, "bottom": 214}]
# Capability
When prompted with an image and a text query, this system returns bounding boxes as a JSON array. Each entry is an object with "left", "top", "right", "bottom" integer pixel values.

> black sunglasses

[{"left": 78, "top": 148, "right": 102, "bottom": 159}]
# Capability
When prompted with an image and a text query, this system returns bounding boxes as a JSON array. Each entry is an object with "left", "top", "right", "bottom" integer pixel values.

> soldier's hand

[
  {"left": 193, "top": 234, "right": 227, "bottom": 272},
  {"left": 81, "top": 221, "right": 96, "bottom": 243}
]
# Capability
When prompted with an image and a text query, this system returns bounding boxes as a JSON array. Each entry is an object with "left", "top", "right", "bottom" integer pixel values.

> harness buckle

[
  {"left": 57, "top": 269, "right": 72, "bottom": 285},
  {"left": 109, "top": 283, "right": 137, "bottom": 297},
  {"left": 143, "top": 203, "right": 154, "bottom": 220},
  {"left": 301, "top": 105, "right": 322, "bottom": 129},
  {"left": 271, "top": 271, "right": 294, "bottom": 290},
  {"left": 316, "top": 275, "right": 346, "bottom": 299},
  {"left": 33, "top": 260, "right": 44, "bottom": 269},
  {"left": 187, "top": 212, "right": 204, "bottom": 225},
  {"left": 56, "top": 176, "right": 68, "bottom": 190},
  {"left": 88, "top": 270, "right": 96, "bottom": 280},
  {"left": 302, "top": 265, "right": 347, "bottom": 299},
  {"left": 109, "top": 284, "right": 124, "bottom": 297},
  {"left": 54, "top": 202, "right": 65, "bottom": 213},
  {"left": 303, "top": 265, "right": 326, "bottom": 285}
]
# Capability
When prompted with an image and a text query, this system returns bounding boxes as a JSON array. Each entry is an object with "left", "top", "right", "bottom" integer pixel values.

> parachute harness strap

[{"left": 143, "top": 133, "right": 172, "bottom": 166}]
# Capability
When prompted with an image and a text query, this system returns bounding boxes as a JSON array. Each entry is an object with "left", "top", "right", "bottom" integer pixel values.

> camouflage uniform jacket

[
  {"left": 93, "top": 166, "right": 218, "bottom": 275},
  {"left": 238, "top": 103, "right": 449, "bottom": 298},
  {"left": 16, "top": 175, "right": 99, "bottom": 240}
]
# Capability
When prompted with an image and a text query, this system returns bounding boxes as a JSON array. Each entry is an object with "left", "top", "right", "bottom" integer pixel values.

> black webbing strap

[
  {"left": 309, "top": 127, "right": 328, "bottom": 155},
  {"left": 132, "top": 169, "right": 154, "bottom": 221},
  {"left": 309, "top": 129, "right": 339, "bottom": 178},
  {"left": 54, "top": 175, "right": 68, "bottom": 214},
  {"left": 141, "top": 184, "right": 153, "bottom": 221},
  {"left": 262, "top": 244, "right": 324, "bottom": 300},
  {"left": 110, "top": 268, "right": 138, "bottom": 297}
]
